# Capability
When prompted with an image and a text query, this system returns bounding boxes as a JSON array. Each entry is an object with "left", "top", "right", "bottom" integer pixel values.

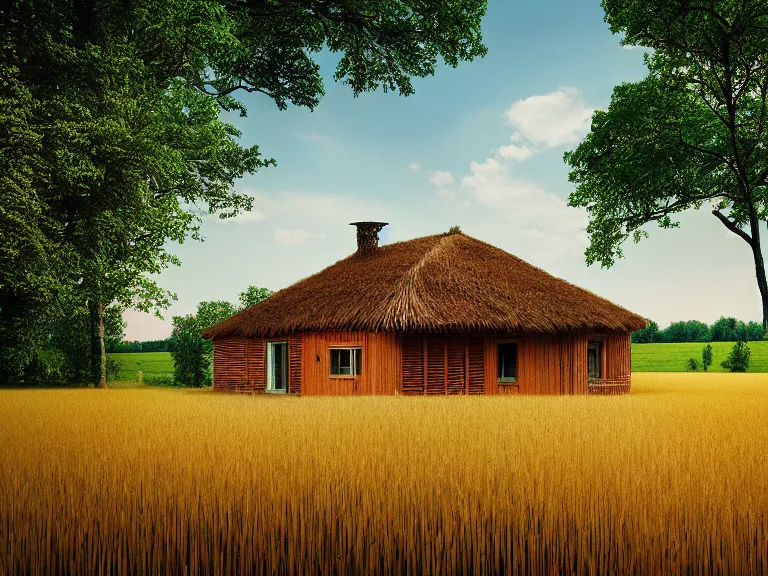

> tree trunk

[
  {"left": 747, "top": 207, "right": 768, "bottom": 336},
  {"left": 89, "top": 300, "right": 107, "bottom": 388}
]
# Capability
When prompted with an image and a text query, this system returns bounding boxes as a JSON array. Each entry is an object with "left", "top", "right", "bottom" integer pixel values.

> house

[{"left": 202, "top": 223, "right": 646, "bottom": 395}]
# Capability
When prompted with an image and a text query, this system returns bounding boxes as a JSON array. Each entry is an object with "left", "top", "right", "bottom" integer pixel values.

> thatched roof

[{"left": 203, "top": 231, "right": 646, "bottom": 339}]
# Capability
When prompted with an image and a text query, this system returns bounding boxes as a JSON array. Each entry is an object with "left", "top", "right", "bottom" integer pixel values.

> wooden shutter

[
  {"left": 447, "top": 337, "right": 466, "bottom": 394},
  {"left": 426, "top": 338, "right": 446, "bottom": 395},
  {"left": 247, "top": 339, "right": 266, "bottom": 392},
  {"left": 213, "top": 338, "right": 248, "bottom": 392},
  {"left": 288, "top": 334, "right": 302, "bottom": 395},
  {"left": 401, "top": 336, "right": 424, "bottom": 395},
  {"left": 467, "top": 336, "right": 485, "bottom": 395}
]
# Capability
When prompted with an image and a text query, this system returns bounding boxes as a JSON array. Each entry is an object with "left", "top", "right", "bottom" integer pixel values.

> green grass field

[
  {"left": 108, "top": 352, "right": 174, "bottom": 382},
  {"left": 632, "top": 341, "right": 768, "bottom": 372}
]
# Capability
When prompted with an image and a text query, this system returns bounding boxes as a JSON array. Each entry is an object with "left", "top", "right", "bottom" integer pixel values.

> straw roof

[{"left": 203, "top": 231, "right": 646, "bottom": 339}]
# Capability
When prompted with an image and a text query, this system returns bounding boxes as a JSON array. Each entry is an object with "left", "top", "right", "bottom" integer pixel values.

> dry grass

[{"left": 1, "top": 374, "right": 767, "bottom": 574}]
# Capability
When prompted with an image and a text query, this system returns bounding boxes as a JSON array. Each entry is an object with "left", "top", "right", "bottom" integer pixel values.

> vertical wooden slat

[
  {"left": 247, "top": 339, "right": 266, "bottom": 392},
  {"left": 288, "top": 334, "right": 302, "bottom": 395},
  {"left": 444, "top": 342, "right": 448, "bottom": 394},
  {"left": 423, "top": 338, "right": 428, "bottom": 396},
  {"left": 401, "top": 335, "right": 424, "bottom": 395},
  {"left": 464, "top": 339, "right": 469, "bottom": 394}
]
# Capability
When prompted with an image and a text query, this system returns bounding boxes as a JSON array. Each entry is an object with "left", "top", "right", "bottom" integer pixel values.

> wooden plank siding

[
  {"left": 301, "top": 331, "right": 398, "bottom": 396},
  {"left": 212, "top": 330, "right": 632, "bottom": 395}
]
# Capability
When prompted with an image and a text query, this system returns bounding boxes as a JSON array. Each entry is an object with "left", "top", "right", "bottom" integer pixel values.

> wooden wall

[
  {"left": 301, "top": 331, "right": 399, "bottom": 396},
  {"left": 400, "top": 335, "right": 484, "bottom": 395},
  {"left": 212, "top": 330, "right": 632, "bottom": 395},
  {"left": 212, "top": 336, "right": 298, "bottom": 394},
  {"left": 482, "top": 333, "right": 591, "bottom": 395},
  {"left": 603, "top": 332, "right": 632, "bottom": 378}
]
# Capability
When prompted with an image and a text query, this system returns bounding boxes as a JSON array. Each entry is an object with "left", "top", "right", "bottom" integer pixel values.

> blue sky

[{"left": 125, "top": 0, "right": 765, "bottom": 339}]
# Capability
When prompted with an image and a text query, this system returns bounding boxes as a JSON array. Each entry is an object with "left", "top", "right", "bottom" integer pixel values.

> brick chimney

[{"left": 350, "top": 222, "right": 388, "bottom": 255}]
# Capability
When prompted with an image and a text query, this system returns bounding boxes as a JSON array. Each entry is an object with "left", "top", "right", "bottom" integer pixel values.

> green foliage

[
  {"left": 721, "top": 341, "right": 751, "bottom": 373},
  {"left": 686, "top": 358, "right": 700, "bottom": 372},
  {"left": 239, "top": 287, "right": 274, "bottom": 310},
  {"left": 142, "top": 373, "right": 175, "bottom": 387},
  {"left": 567, "top": 1, "right": 768, "bottom": 329},
  {"left": 632, "top": 320, "right": 661, "bottom": 343},
  {"left": 106, "top": 339, "right": 171, "bottom": 353},
  {"left": 171, "top": 314, "right": 214, "bottom": 388},
  {"left": 702, "top": 344, "right": 713, "bottom": 372},
  {"left": 663, "top": 320, "right": 710, "bottom": 343},
  {"left": 1, "top": 0, "right": 487, "bottom": 386},
  {"left": 106, "top": 357, "right": 123, "bottom": 382},
  {"left": 171, "top": 286, "right": 270, "bottom": 387}
]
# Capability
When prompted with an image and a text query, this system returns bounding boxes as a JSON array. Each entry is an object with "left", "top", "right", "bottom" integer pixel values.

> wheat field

[{"left": 1, "top": 373, "right": 767, "bottom": 574}]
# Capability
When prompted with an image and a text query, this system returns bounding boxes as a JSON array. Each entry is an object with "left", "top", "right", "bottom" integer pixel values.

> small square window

[
  {"left": 497, "top": 342, "right": 517, "bottom": 383},
  {"left": 330, "top": 348, "right": 362, "bottom": 376}
]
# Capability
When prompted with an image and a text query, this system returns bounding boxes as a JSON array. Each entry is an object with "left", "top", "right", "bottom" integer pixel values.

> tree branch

[{"left": 712, "top": 209, "right": 753, "bottom": 244}]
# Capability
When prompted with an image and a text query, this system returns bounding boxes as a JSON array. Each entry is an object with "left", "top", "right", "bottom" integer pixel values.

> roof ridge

[{"left": 376, "top": 234, "right": 454, "bottom": 330}]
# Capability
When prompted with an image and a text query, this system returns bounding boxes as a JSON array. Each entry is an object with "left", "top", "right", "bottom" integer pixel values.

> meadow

[
  {"left": 108, "top": 351, "right": 174, "bottom": 382},
  {"left": 631, "top": 340, "right": 768, "bottom": 372},
  {"left": 1, "top": 373, "right": 767, "bottom": 574}
]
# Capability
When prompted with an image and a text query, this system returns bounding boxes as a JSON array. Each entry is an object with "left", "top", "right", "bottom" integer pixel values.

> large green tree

[
  {"left": 565, "top": 0, "right": 768, "bottom": 331},
  {"left": 1, "top": 0, "right": 487, "bottom": 386}
]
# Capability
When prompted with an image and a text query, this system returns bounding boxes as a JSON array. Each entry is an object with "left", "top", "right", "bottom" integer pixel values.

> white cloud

[
  {"left": 498, "top": 143, "right": 534, "bottom": 162},
  {"left": 409, "top": 162, "right": 422, "bottom": 171},
  {"left": 459, "top": 157, "right": 588, "bottom": 256},
  {"left": 273, "top": 228, "right": 323, "bottom": 246},
  {"left": 435, "top": 188, "right": 457, "bottom": 200},
  {"left": 504, "top": 88, "right": 594, "bottom": 148},
  {"left": 428, "top": 170, "right": 455, "bottom": 187}
]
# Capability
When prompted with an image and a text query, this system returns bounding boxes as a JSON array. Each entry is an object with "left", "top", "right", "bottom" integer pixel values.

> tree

[
  {"left": 746, "top": 321, "right": 765, "bottom": 341},
  {"left": 710, "top": 316, "right": 741, "bottom": 341},
  {"left": 663, "top": 320, "right": 711, "bottom": 343},
  {"left": 721, "top": 340, "right": 751, "bottom": 372},
  {"left": 702, "top": 344, "right": 713, "bottom": 371},
  {"left": 239, "top": 286, "right": 274, "bottom": 309},
  {"left": 171, "top": 286, "right": 271, "bottom": 387},
  {"left": 2, "top": 0, "right": 488, "bottom": 386},
  {"left": 566, "top": 1, "right": 768, "bottom": 333},
  {"left": 632, "top": 319, "right": 661, "bottom": 343}
]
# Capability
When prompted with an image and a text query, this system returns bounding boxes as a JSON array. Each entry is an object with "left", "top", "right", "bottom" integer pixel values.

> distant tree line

[
  {"left": 632, "top": 317, "right": 765, "bottom": 344},
  {"left": 106, "top": 339, "right": 172, "bottom": 354}
]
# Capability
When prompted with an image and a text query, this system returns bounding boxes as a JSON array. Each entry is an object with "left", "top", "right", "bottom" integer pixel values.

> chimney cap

[{"left": 349, "top": 221, "right": 389, "bottom": 228}]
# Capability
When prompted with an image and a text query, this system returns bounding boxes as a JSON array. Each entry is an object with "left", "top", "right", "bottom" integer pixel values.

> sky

[{"left": 125, "top": 0, "right": 766, "bottom": 340}]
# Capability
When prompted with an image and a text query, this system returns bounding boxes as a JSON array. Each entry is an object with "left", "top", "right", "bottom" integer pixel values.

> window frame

[
  {"left": 496, "top": 340, "right": 519, "bottom": 384},
  {"left": 266, "top": 340, "right": 288, "bottom": 393},
  {"left": 329, "top": 346, "right": 363, "bottom": 378},
  {"left": 587, "top": 340, "right": 604, "bottom": 380}
]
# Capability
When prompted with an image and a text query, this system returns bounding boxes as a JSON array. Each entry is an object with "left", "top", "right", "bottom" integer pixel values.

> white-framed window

[
  {"left": 266, "top": 341, "right": 288, "bottom": 392},
  {"left": 497, "top": 341, "right": 518, "bottom": 383},
  {"left": 330, "top": 347, "right": 362, "bottom": 376}
]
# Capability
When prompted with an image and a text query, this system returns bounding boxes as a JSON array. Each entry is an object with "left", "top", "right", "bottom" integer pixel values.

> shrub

[
  {"left": 701, "top": 344, "right": 713, "bottom": 372},
  {"left": 721, "top": 341, "right": 751, "bottom": 373},
  {"left": 143, "top": 373, "right": 175, "bottom": 387},
  {"left": 686, "top": 358, "right": 700, "bottom": 372},
  {"left": 106, "top": 357, "right": 123, "bottom": 381}
]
